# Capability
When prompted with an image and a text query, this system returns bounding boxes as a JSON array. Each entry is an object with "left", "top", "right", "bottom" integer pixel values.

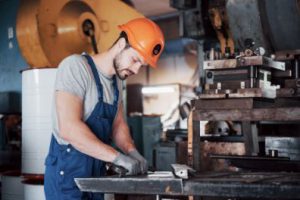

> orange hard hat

[{"left": 118, "top": 18, "right": 165, "bottom": 68}]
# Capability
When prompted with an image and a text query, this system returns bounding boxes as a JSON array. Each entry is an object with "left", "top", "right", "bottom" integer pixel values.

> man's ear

[{"left": 117, "top": 38, "right": 127, "bottom": 52}]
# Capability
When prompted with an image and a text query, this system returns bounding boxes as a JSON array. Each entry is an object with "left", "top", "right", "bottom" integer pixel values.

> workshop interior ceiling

[{"left": 131, "top": 0, "right": 176, "bottom": 16}]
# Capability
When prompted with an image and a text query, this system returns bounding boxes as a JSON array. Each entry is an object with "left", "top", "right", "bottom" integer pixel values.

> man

[{"left": 44, "top": 18, "right": 165, "bottom": 200}]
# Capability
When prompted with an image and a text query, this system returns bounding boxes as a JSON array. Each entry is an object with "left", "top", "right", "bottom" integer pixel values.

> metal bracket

[{"left": 171, "top": 164, "right": 196, "bottom": 179}]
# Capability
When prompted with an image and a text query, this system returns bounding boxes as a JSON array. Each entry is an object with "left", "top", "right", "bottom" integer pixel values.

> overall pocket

[
  {"left": 44, "top": 154, "right": 58, "bottom": 197},
  {"left": 58, "top": 146, "right": 90, "bottom": 192}
]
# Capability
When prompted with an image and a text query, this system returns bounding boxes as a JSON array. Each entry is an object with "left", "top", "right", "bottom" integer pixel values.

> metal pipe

[
  {"left": 150, "top": 11, "right": 181, "bottom": 21},
  {"left": 294, "top": 58, "right": 299, "bottom": 79},
  {"left": 250, "top": 66, "right": 254, "bottom": 88},
  {"left": 197, "top": 40, "right": 205, "bottom": 93}
]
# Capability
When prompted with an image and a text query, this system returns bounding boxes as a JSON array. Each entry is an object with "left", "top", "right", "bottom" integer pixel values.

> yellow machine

[{"left": 16, "top": 0, "right": 143, "bottom": 68}]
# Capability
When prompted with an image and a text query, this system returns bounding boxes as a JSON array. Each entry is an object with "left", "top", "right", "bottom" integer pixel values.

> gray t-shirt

[{"left": 52, "top": 54, "right": 123, "bottom": 145}]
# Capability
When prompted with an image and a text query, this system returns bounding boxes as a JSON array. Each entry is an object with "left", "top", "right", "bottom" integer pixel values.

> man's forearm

[
  {"left": 112, "top": 123, "right": 136, "bottom": 154},
  {"left": 60, "top": 120, "right": 118, "bottom": 162}
]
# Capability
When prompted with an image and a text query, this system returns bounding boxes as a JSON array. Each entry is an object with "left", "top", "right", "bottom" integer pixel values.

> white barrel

[
  {"left": 22, "top": 68, "right": 57, "bottom": 174},
  {"left": 1, "top": 171, "right": 24, "bottom": 200},
  {"left": 23, "top": 179, "right": 45, "bottom": 200}
]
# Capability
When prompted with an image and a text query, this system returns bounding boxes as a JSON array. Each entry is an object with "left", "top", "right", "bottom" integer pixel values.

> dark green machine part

[{"left": 127, "top": 116, "right": 162, "bottom": 169}]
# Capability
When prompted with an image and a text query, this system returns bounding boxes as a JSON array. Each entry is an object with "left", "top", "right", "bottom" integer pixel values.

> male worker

[{"left": 44, "top": 18, "right": 165, "bottom": 200}]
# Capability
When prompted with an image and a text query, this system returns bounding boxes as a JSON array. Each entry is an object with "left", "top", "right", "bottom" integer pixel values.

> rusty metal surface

[
  {"left": 200, "top": 142, "right": 245, "bottom": 172},
  {"left": 194, "top": 98, "right": 254, "bottom": 110},
  {"left": 204, "top": 56, "right": 285, "bottom": 71},
  {"left": 199, "top": 88, "right": 264, "bottom": 99},
  {"left": 193, "top": 107, "right": 300, "bottom": 121},
  {"left": 228, "top": 88, "right": 263, "bottom": 98},
  {"left": 199, "top": 93, "right": 226, "bottom": 99}
]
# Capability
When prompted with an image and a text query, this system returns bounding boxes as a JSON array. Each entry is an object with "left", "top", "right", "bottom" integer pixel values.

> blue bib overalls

[{"left": 44, "top": 54, "right": 119, "bottom": 200}]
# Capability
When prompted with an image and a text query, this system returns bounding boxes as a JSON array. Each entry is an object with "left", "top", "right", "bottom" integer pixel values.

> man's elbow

[{"left": 58, "top": 123, "right": 74, "bottom": 142}]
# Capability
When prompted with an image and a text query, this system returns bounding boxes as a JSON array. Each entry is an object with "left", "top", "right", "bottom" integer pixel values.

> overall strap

[
  {"left": 112, "top": 75, "right": 119, "bottom": 106},
  {"left": 83, "top": 54, "right": 103, "bottom": 101}
]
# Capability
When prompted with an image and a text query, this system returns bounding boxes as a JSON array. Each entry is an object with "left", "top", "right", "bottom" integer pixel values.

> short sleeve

[{"left": 55, "top": 55, "right": 88, "bottom": 99}]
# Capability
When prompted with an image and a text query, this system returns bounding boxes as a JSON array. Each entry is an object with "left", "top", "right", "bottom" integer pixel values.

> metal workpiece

[
  {"left": 203, "top": 56, "right": 285, "bottom": 71},
  {"left": 171, "top": 164, "right": 196, "bottom": 179},
  {"left": 75, "top": 172, "right": 300, "bottom": 199},
  {"left": 75, "top": 173, "right": 183, "bottom": 196}
]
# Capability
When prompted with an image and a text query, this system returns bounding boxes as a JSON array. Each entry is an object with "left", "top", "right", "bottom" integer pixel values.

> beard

[{"left": 113, "top": 58, "right": 128, "bottom": 80}]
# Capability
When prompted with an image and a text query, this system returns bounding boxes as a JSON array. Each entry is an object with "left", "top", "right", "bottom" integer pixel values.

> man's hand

[
  {"left": 112, "top": 152, "right": 141, "bottom": 175},
  {"left": 128, "top": 149, "right": 148, "bottom": 174}
]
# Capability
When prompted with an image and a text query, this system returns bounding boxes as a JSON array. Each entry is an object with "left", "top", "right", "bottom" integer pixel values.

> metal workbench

[
  {"left": 76, "top": 98, "right": 300, "bottom": 199},
  {"left": 76, "top": 172, "right": 300, "bottom": 199}
]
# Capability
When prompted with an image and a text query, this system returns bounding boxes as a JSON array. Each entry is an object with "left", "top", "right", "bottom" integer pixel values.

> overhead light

[{"left": 142, "top": 86, "right": 176, "bottom": 94}]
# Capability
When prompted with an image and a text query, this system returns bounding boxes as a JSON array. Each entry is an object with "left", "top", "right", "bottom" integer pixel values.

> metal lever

[{"left": 82, "top": 19, "right": 99, "bottom": 54}]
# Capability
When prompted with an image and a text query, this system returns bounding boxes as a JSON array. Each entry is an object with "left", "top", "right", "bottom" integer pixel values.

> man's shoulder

[
  {"left": 59, "top": 54, "right": 86, "bottom": 66},
  {"left": 57, "top": 54, "right": 90, "bottom": 74}
]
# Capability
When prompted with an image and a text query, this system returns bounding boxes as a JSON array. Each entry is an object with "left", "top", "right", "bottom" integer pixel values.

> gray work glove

[
  {"left": 112, "top": 152, "right": 140, "bottom": 175},
  {"left": 128, "top": 149, "right": 148, "bottom": 174}
]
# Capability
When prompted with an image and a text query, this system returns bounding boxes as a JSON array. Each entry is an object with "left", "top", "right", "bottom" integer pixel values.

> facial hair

[
  {"left": 113, "top": 48, "right": 129, "bottom": 80},
  {"left": 113, "top": 57, "right": 128, "bottom": 80}
]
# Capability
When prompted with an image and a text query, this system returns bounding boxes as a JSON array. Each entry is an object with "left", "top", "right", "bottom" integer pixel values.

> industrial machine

[
  {"left": 1, "top": 1, "right": 144, "bottom": 199},
  {"left": 75, "top": 0, "right": 300, "bottom": 199}
]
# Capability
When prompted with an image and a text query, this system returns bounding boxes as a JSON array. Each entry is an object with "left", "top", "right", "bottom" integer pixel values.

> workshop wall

[
  {"left": 127, "top": 38, "right": 199, "bottom": 86},
  {"left": 0, "top": 0, "right": 27, "bottom": 93}
]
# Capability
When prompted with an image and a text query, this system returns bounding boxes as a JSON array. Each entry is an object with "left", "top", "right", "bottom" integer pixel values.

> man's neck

[{"left": 91, "top": 52, "right": 115, "bottom": 77}]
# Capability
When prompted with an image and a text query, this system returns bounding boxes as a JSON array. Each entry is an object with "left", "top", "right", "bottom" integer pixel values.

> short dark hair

[{"left": 111, "top": 31, "right": 130, "bottom": 49}]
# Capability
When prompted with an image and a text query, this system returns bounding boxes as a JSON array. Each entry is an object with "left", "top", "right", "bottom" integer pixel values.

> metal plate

[
  {"left": 75, "top": 174, "right": 183, "bottom": 195},
  {"left": 75, "top": 172, "right": 300, "bottom": 199}
]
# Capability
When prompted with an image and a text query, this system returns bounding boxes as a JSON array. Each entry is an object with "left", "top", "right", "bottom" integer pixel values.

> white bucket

[
  {"left": 1, "top": 171, "right": 24, "bottom": 200},
  {"left": 22, "top": 68, "right": 57, "bottom": 174},
  {"left": 23, "top": 178, "right": 45, "bottom": 200}
]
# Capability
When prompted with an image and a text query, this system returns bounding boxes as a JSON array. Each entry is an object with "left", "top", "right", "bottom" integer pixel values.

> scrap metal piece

[{"left": 171, "top": 164, "right": 196, "bottom": 179}]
